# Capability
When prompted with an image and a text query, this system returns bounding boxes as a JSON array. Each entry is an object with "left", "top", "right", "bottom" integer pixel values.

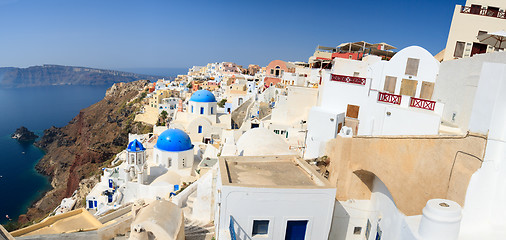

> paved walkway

[{"left": 134, "top": 106, "right": 158, "bottom": 125}]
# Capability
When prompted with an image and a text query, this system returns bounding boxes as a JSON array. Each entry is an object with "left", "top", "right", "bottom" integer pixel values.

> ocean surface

[{"left": 0, "top": 85, "right": 110, "bottom": 224}]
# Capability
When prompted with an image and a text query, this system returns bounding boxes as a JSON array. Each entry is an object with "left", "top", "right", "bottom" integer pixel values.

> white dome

[
  {"left": 236, "top": 128, "right": 295, "bottom": 156},
  {"left": 150, "top": 171, "right": 182, "bottom": 186}
]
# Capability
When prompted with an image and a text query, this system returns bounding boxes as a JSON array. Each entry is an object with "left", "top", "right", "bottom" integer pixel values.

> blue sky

[{"left": 0, "top": 0, "right": 465, "bottom": 70}]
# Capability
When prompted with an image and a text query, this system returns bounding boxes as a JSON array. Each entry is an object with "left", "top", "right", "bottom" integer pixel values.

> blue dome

[
  {"left": 155, "top": 129, "right": 194, "bottom": 152},
  {"left": 189, "top": 90, "right": 217, "bottom": 102},
  {"left": 127, "top": 139, "right": 145, "bottom": 152}
]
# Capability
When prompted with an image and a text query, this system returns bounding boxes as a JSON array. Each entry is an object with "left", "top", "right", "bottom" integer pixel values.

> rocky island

[
  {"left": 0, "top": 65, "right": 166, "bottom": 88},
  {"left": 11, "top": 126, "right": 38, "bottom": 141}
]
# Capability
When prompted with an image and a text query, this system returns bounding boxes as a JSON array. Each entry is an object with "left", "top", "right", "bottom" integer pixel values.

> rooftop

[{"left": 219, "top": 155, "right": 333, "bottom": 189}]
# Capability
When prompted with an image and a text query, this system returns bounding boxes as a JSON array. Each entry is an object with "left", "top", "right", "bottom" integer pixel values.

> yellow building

[
  {"left": 443, "top": 0, "right": 506, "bottom": 61},
  {"left": 149, "top": 89, "right": 172, "bottom": 109}
]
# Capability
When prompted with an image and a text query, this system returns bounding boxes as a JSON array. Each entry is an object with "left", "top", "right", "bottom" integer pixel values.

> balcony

[
  {"left": 461, "top": 6, "right": 505, "bottom": 19},
  {"left": 331, "top": 74, "right": 366, "bottom": 85},
  {"left": 378, "top": 92, "right": 401, "bottom": 105},
  {"left": 409, "top": 97, "right": 436, "bottom": 111}
]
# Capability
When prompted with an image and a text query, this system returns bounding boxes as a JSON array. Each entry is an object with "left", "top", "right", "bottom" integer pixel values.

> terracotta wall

[{"left": 325, "top": 133, "right": 486, "bottom": 215}]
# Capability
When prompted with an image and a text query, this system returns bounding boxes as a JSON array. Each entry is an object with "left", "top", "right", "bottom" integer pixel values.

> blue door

[
  {"left": 88, "top": 200, "right": 94, "bottom": 209},
  {"left": 285, "top": 220, "right": 308, "bottom": 240},
  {"left": 198, "top": 126, "right": 202, "bottom": 133},
  {"left": 108, "top": 194, "right": 113, "bottom": 203}
]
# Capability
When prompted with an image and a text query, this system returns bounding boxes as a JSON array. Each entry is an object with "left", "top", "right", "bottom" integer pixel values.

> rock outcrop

[
  {"left": 23, "top": 80, "right": 152, "bottom": 223},
  {"left": 11, "top": 126, "right": 38, "bottom": 141}
]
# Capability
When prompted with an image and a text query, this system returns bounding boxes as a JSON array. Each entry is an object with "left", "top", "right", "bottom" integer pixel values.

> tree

[
  {"left": 217, "top": 99, "right": 227, "bottom": 108},
  {"left": 160, "top": 110, "right": 168, "bottom": 120}
]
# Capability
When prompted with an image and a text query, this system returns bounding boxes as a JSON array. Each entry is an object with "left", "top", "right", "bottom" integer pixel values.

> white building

[
  {"left": 171, "top": 90, "right": 231, "bottom": 143},
  {"left": 158, "top": 97, "right": 179, "bottom": 114},
  {"left": 305, "top": 46, "right": 443, "bottom": 158},
  {"left": 86, "top": 129, "right": 201, "bottom": 214},
  {"left": 214, "top": 155, "right": 336, "bottom": 240},
  {"left": 153, "top": 128, "right": 194, "bottom": 169},
  {"left": 263, "top": 86, "right": 318, "bottom": 150}
]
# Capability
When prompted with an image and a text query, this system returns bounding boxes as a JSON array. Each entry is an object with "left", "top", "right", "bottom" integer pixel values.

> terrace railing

[
  {"left": 377, "top": 92, "right": 401, "bottom": 105},
  {"left": 229, "top": 216, "right": 252, "bottom": 240},
  {"left": 330, "top": 74, "right": 366, "bottom": 85},
  {"left": 461, "top": 6, "right": 505, "bottom": 19},
  {"left": 409, "top": 97, "right": 436, "bottom": 111}
]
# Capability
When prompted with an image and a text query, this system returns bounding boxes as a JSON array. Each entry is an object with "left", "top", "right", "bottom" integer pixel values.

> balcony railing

[
  {"left": 331, "top": 74, "right": 366, "bottom": 85},
  {"left": 461, "top": 6, "right": 505, "bottom": 19},
  {"left": 409, "top": 97, "right": 436, "bottom": 111},
  {"left": 378, "top": 92, "right": 401, "bottom": 105}
]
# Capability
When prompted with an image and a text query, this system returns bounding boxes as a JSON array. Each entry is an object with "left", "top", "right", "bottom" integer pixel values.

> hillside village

[{"left": 3, "top": 0, "right": 506, "bottom": 239}]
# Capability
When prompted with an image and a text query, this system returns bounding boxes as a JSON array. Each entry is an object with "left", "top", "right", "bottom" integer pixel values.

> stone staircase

[{"left": 184, "top": 191, "right": 215, "bottom": 240}]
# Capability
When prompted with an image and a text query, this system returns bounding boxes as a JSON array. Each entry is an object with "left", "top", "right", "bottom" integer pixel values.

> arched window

[
  {"left": 198, "top": 125, "right": 203, "bottom": 133},
  {"left": 130, "top": 154, "right": 135, "bottom": 164},
  {"left": 200, "top": 107, "right": 204, "bottom": 114},
  {"left": 210, "top": 107, "right": 213, "bottom": 114},
  {"left": 238, "top": 98, "right": 243, "bottom": 105},
  {"left": 191, "top": 105, "right": 194, "bottom": 113}
]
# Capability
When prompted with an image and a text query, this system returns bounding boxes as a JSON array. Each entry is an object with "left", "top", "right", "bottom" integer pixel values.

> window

[
  {"left": 470, "top": 4, "right": 482, "bottom": 14},
  {"left": 198, "top": 125, "right": 202, "bottom": 133},
  {"left": 405, "top": 58, "right": 420, "bottom": 76},
  {"left": 191, "top": 105, "right": 193, "bottom": 113},
  {"left": 168, "top": 158, "right": 172, "bottom": 167},
  {"left": 454, "top": 41, "right": 465, "bottom": 58},
  {"left": 400, "top": 79, "right": 418, "bottom": 97},
  {"left": 353, "top": 72, "right": 360, "bottom": 77},
  {"left": 130, "top": 154, "right": 135, "bottom": 164},
  {"left": 353, "top": 227, "right": 362, "bottom": 235},
  {"left": 346, "top": 104, "right": 360, "bottom": 119},
  {"left": 200, "top": 107, "right": 204, "bottom": 114},
  {"left": 384, "top": 76, "right": 397, "bottom": 93},
  {"left": 420, "top": 81, "right": 435, "bottom": 99},
  {"left": 252, "top": 220, "right": 269, "bottom": 236},
  {"left": 210, "top": 107, "right": 214, "bottom": 114}
]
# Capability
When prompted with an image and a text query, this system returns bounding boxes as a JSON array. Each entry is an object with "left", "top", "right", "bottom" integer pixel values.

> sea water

[{"left": 0, "top": 85, "right": 110, "bottom": 224}]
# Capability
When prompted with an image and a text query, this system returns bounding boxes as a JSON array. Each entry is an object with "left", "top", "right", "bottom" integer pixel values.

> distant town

[{"left": 2, "top": 1, "right": 506, "bottom": 240}]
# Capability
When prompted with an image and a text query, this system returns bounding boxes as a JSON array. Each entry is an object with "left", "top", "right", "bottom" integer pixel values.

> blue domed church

[
  {"left": 153, "top": 128, "right": 195, "bottom": 169},
  {"left": 188, "top": 89, "right": 218, "bottom": 122},
  {"left": 125, "top": 139, "right": 147, "bottom": 184}
]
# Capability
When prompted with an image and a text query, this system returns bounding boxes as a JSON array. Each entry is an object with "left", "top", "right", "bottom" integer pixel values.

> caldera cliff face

[{"left": 21, "top": 80, "right": 152, "bottom": 223}]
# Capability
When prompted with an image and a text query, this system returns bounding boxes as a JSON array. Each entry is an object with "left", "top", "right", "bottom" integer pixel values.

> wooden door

[{"left": 471, "top": 42, "right": 487, "bottom": 57}]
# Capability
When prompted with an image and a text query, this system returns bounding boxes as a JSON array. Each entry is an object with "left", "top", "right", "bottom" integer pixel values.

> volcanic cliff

[{"left": 21, "top": 80, "right": 152, "bottom": 223}]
